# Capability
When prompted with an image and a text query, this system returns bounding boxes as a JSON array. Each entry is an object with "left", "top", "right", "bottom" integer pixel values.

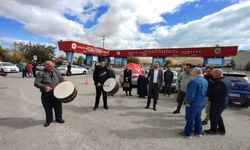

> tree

[
  {"left": 245, "top": 61, "right": 250, "bottom": 71},
  {"left": 127, "top": 57, "right": 140, "bottom": 64},
  {"left": 76, "top": 56, "right": 84, "bottom": 65},
  {"left": 165, "top": 59, "right": 173, "bottom": 67},
  {"left": 9, "top": 49, "right": 25, "bottom": 63},
  {"left": 12, "top": 42, "right": 56, "bottom": 62},
  {"left": 0, "top": 46, "right": 10, "bottom": 61}
]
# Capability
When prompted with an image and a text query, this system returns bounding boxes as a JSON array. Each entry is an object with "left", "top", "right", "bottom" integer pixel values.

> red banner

[
  {"left": 109, "top": 46, "right": 238, "bottom": 57},
  {"left": 58, "top": 41, "right": 109, "bottom": 56},
  {"left": 58, "top": 41, "right": 238, "bottom": 57}
]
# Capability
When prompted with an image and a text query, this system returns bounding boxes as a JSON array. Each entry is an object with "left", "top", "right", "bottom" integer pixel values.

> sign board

[
  {"left": 58, "top": 40, "right": 238, "bottom": 57},
  {"left": 33, "top": 55, "right": 37, "bottom": 61},
  {"left": 58, "top": 41, "right": 109, "bottom": 56}
]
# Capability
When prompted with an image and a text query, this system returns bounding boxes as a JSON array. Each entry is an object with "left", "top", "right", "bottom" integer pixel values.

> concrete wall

[{"left": 232, "top": 50, "right": 250, "bottom": 70}]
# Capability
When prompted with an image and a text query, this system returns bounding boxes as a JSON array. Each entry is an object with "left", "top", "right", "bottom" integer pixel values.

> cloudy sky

[{"left": 0, "top": 0, "right": 250, "bottom": 53}]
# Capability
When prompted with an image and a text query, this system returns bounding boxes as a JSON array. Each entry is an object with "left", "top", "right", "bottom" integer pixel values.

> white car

[
  {"left": 0, "top": 62, "right": 20, "bottom": 73},
  {"left": 57, "top": 65, "right": 88, "bottom": 75}
]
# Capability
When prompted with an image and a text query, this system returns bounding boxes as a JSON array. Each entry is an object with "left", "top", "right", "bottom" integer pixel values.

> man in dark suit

[
  {"left": 145, "top": 61, "right": 163, "bottom": 111},
  {"left": 164, "top": 65, "right": 174, "bottom": 97},
  {"left": 93, "top": 59, "right": 110, "bottom": 110}
]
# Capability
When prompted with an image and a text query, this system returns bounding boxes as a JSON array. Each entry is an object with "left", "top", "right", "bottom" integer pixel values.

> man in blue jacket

[{"left": 180, "top": 67, "right": 208, "bottom": 138}]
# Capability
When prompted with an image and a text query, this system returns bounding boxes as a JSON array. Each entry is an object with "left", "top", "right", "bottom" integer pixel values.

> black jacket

[
  {"left": 204, "top": 74, "right": 213, "bottom": 96},
  {"left": 164, "top": 70, "right": 174, "bottom": 83},
  {"left": 93, "top": 65, "right": 110, "bottom": 86},
  {"left": 123, "top": 69, "right": 132, "bottom": 83},
  {"left": 109, "top": 69, "right": 116, "bottom": 79},
  {"left": 208, "top": 77, "right": 231, "bottom": 106}
]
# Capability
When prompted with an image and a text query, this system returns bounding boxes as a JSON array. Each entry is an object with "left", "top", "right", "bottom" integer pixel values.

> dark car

[{"left": 224, "top": 73, "right": 250, "bottom": 107}]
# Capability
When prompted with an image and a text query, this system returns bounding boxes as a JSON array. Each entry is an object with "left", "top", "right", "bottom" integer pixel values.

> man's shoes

[
  {"left": 173, "top": 110, "right": 180, "bottom": 114},
  {"left": 145, "top": 106, "right": 149, "bottom": 109},
  {"left": 93, "top": 107, "right": 98, "bottom": 110},
  {"left": 202, "top": 120, "right": 208, "bottom": 125},
  {"left": 129, "top": 94, "right": 133, "bottom": 96},
  {"left": 193, "top": 132, "right": 203, "bottom": 138},
  {"left": 104, "top": 106, "right": 109, "bottom": 110},
  {"left": 153, "top": 108, "right": 157, "bottom": 111},
  {"left": 178, "top": 132, "right": 192, "bottom": 139},
  {"left": 43, "top": 122, "right": 51, "bottom": 127},
  {"left": 204, "top": 129, "right": 217, "bottom": 135},
  {"left": 56, "top": 119, "right": 65, "bottom": 124},
  {"left": 218, "top": 130, "right": 226, "bottom": 135}
]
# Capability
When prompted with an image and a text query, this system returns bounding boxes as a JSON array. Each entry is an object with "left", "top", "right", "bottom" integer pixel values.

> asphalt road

[{"left": 0, "top": 72, "right": 250, "bottom": 150}]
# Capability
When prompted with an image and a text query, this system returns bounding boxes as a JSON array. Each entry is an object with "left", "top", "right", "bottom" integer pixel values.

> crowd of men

[{"left": 34, "top": 59, "right": 232, "bottom": 139}]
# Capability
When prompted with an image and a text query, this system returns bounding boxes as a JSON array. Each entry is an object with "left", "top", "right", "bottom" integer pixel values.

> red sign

[
  {"left": 109, "top": 46, "right": 238, "bottom": 57},
  {"left": 58, "top": 41, "right": 109, "bottom": 56},
  {"left": 58, "top": 41, "right": 238, "bottom": 57}
]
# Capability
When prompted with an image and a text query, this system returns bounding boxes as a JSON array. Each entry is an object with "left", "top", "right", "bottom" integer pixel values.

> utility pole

[{"left": 102, "top": 35, "right": 105, "bottom": 49}]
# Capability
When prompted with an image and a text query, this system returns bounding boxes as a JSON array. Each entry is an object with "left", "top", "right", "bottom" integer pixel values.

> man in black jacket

[
  {"left": 205, "top": 69, "right": 231, "bottom": 135},
  {"left": 93, "top": 59, "right": 110, "bottom": 110},
  {"left": 164, "top": 65, "right": 174, "bottom": 97}
]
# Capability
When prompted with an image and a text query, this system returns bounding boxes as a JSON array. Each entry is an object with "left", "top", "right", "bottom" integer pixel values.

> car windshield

[
  {"left": 2, "top": 62, "right": 15, "bottom": 66},
  {"left": 224, "top": 74, "right": 248, "bottom": 82}
]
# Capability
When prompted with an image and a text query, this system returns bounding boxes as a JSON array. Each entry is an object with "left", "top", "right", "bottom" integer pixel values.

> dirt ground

[{"left": 0, "top": 72, "right": 249, "bottom": 150}]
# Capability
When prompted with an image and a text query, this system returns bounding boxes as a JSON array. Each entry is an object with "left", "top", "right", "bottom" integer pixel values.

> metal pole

[{"left": 102, "top": 35, "right": 105, "bottom": 49}]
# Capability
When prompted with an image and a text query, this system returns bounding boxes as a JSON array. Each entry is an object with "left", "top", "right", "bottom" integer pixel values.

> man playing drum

[
  {"left": 34, "top": 61, "right": 65, "bottom": 127},
  {"left": 93, "top": 59, "right": 110, "bottom": 110}
]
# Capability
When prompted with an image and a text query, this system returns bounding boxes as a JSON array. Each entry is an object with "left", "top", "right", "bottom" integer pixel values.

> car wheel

[
  {"left": 240, "top": 95, "right": 249, "bottom": 107},
  {"left": 240, "top": 102, "right": 249, "bottom": 107},
  {"left": 83, "top": 71, "right": 87, "bottom": 75}
]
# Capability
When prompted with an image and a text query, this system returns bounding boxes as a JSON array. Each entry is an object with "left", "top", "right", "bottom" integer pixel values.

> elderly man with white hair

[{"left": 180, "top": 67, "right": 208, "bottom": 138}]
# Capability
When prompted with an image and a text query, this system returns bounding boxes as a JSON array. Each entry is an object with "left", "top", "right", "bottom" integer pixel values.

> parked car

[
  {"left": 57, "top": 65, "right": 88, "bottom": 75},
  {"left": 0, "top": 62, "right": 19, "bottom": 73},
  {"left": 80, "top": 64, "right": 90, "bottom": 70},
  {"left": 224, "top": 73, "right": 250, "bottom": 107},
  {"left": 36, "top": 63, "right": 45, "bottom": 71}
]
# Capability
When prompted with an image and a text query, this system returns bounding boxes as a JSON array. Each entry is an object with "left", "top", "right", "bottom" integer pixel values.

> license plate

[{"left": 230, "top": 94, "right": 240, "bottom": 97}]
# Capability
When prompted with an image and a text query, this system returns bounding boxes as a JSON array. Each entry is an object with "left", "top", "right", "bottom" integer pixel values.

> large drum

[
  {"left": 103, "top": 78, "right": 120, "bottom": 95},
  {"left": 53, "top": 81, "right": 77, "bottom": 103}
]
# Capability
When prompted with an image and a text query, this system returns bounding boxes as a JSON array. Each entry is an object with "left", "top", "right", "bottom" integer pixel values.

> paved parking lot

[{"left": 0, "top": 72, "right": 250, "bottom": 150}]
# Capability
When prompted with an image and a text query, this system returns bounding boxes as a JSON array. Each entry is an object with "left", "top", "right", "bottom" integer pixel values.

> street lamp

[{"left": 102, "top": 35, "right": 105, "bottom": 49}]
